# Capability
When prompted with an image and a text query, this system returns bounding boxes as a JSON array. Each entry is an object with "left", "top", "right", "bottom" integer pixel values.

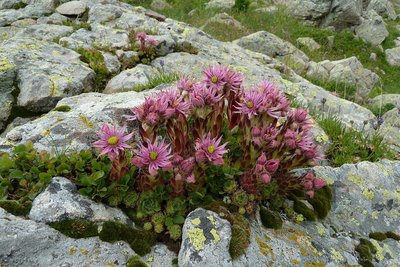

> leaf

[
  {"left": 0, "top": 154, "right": 15, "bottom": 172},
  {"left": 165, "top": 217, "right": 174, "bottom": 227},
  {"left": 9, "top": 169, "right": 24, "bottom": 179},
  {"left": 173, "top": 215, "right": 185, "bottom": 225}
]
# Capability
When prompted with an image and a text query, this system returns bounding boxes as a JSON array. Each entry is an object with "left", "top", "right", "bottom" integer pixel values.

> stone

[
  {"left": 101, "top": 51, "right": 121, "bottom": 73},
  {"left": 205, "top": 0, "right": 235, "bottom": 11},
  {"left": 321, "top": 0, "right": 364, "bottom": 30},
  {"left": 59, "top": 24, "right": 130, "bottom": 50},
  {"left": 203, "top": 13, "right": 246, "bottom": 31},
  {"left": 296, "top": 37, "right": 321, "bottom": 51},
  {"left": 16, "top": 24, "right": 73, "bottom": 41},
  {"left": 287, "top": 0, "right": 332, "bottom": 22},
  {"left": 379, "top": 108, "right": 400, "bottom": 154},
  {"left": 369, "top": 93, "right": 400, "bottom": 113},
  {"left": 367, "top": 0, "right": 397, "bottom": 20},
  {"left": 355, "top": 10, "right": 389, "bottom": 46},
  {"left": 150, "top": 34, "right": 177, "bottom": 56},
  {"left": 1, "top": 90, "right": 156, "bottom": 152},
  {"left": 10, "top": 18, "right": 36, "bottom": 27},
  {"left": 87, "top": 3, "right": 125, "bottom": 24},
  {"left": 395, "top": 37, "right": 400, "bottom": 47},
  {"left": 306, "top": 61, "right": 329, "bottom": 80},
  {"left": 370, "top": 52, "right": 378, "bottom": 61},
  {"left": 150, "top": 0, "right": 171, "bottom": 11},
  {"left": 233, "top": 31, "right": 310, "bottom": 73},
  {"left": 104, "top": 64, "right": 160, "bottom": 94},
  {"left": 29, "top": 177, "right": 132, "bottom": 225},
  {"left": 178, "top": 208, "right": 232, "bottom": 267},
  {"left": 385, "top": 47, "right": 400, "bottom": 66},
  {"left": 36, "top": 13, "right": 70, "bottom": 25},
  {"left": 0, "top": 208, "right": 135, "bottom": 266},
  {"left": 56, "top": 1, "right": 87, "bottom": 16}
]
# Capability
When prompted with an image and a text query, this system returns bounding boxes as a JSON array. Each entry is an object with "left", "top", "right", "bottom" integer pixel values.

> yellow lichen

[
  {"left": 80, "top": 115, "right": 94, "bottom": 128},
  {"left": 147, "top": 257, "right": 153, "bottom": 263},
  {"left": 371, "top": 240, "right": 384, "bottom": 261},
  {"left": 316, "top": 225, "right": 326, "bottom": 236},
  {"left": 187, "top": 228, "right": 206, "bottom": 251},
  {"left": 294, "top": 214, "right": 304, "bottom": 223},
  {"left": 291, "top": 259, "right": 300, "bottom": 265},
  {"left": 0, "top": 56, "right": 15, "bottom": 72},
  {"left": 383, "top": 244, "right": 393, "bottom": 258},
  {"left": 315, "top": 133, "right": 329, "bottom": 143},
  {"left": 79, "top": 248, "right": 89, "bottom": 256},
  {"left": 329, "top": 248, "right": 344, "bottom": 262},
  {"left": 348, "top": 174, "right": 364, "bottom": 187},
  {"left": 256, "top": 236, "right": 275, "bottom": 264},
  {"left": 362, "top": 188, "right": 375, "bottom": 200},
  {"left": 191, "top": 218, "right": 201, "bottom": 226},
  {"left": 69, "top": 247, "right": 76, "bottom": 255},
  {"left": 106, "top": 262, "right": 116, "bottom": 267},
  {"left": 325, "top": 178, "right": 334, "bottom": 185},
  {"left": 207, "top": 215, "right": 217, "bottom": 225},
  {"left": 210, "top": 229, "right": 220, "bottom": 244},
  {"left": 305, "top": 263, "right": 325, "bottom": 267},
  {"left": 370, "top": 211, "right": 378, "bottom": 220}
]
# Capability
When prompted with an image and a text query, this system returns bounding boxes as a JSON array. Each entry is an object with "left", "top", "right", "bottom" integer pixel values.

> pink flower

[
  {"left": 92, "top": 123, "right": 133, "bottom": 160},
  {"left": 136, "top": 31, "right": 158, "bottom": 51},
  {"left": 158, "top": 89, "right": 191, "bottom": 118},
  {"left": 313, "top": 178, "right": 327, "bottom": 189},
  {"left": 195, "top": 133, "right": 228, "bottom": 165},
  {"left": 235, "top": 89, "right": 265, "bottom": 118},
  {"left": 265, "top": 159, "right": 279, "bottom": 173},
  {"left": 261, "top": 173, "right": 271, "bottom": 184},
  {"left": 189, "top": 83, "right": 223, "bottom": 108},
  {"left": 177, "top": 76, "right": 195, "bottom": 92},
  {"left": 186, "top": 173, "right": 196, "bottom": 183},
  {"left": 181, "top": 157, "right": 195, "bottom": 173},
  {"left": 132, "top": 138, "right": 173, "bottom": 175},
  {"left": 225, "top": 70, "right": 243, "bottom": 91},
  {"left": 130, "top": 96, "right": 167, "bottom": 125},
  {"left": 203, "top": 65, "right": 229, "bottom": 91},
  {"left": 257, "top": 152, "right": 267, "bottom": 165},
  {"left": 256, "top": 81, "right": 290, "bottom": 117}
]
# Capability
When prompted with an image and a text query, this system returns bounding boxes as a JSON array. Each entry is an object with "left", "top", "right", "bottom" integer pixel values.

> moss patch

[
  {"left": 293, "top": 200, "right": 316, "bottom": 221},
  {"left": 0, "top": 200, "right": 31, "bottom": 216},
  {"left": 127, "top": 255, "right": 149, "bottom": 267},
  {"left": 50, "top": 220, "right": 99, "bottom": 239},
  {"left": 259, "top": 206, "right": 283, "bottom": 229},
  {"left": 52, "top": 105, "right": 72, "bottom": 112},
  {"left": 308, "top": 186, "right": 332, "bottom": 219},
  {"left": 99, "top": 221, "right": 156, "bottom": 256}
]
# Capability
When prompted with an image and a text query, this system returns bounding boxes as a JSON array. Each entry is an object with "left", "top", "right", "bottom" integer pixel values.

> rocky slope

[{"left": 0, "top": 0, "right": 399, "bottom": 266}]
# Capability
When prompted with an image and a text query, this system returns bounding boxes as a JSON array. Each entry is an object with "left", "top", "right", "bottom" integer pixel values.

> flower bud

[
  {"left": 313, "top": 178, "right": 327, "bottom": 189},
  {"left": 303, "top": 180, "right": 313, "bottom": 190},
  {"left": 261, "top": 173, "right": 271, "bottom": 184},
  {"left": 257, "top": 152, "right": 267, "bottom": 164},
  {"left": 265, "top": 159, "right": 279, "bottom": 173}
]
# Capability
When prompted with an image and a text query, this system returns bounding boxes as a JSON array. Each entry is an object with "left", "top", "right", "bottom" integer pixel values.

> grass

[
  {"left": 130, "top": 72, "right": 179, "bottom": 92},
  {"left": 305, "top": 76, "right": 357, "bottom": 102},
  {"left": 126, "top": 1, "right": 400, "bottom": 95},
  {"left": 316, "top": 115, "right": 396, "bottom": 166}
]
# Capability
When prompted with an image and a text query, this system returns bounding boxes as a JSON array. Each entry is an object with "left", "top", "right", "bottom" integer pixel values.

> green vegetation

[
  {"left": 13, "top": 2, "right": 28, "bottom": 9},
  {"left": 62, "top": 21, "right": 92, "bottom": 31},
  {"left": 305, "top": 76, "right": 357, "bottom": 102},
  {"left": 369, "top": 103, "right": 396, "bottom": 117},
  {"left": 355, "top": 238, "right": 377, "bottom": 267},
  {"left": 259, "top": 206, "right": 283, "bottom": 229},
  {"left": 316, "top": 116, "right": 396, "bottom": 167},
  {"left": 76, "top": 48, "right": 114, "bottom": 92},
  {"left": 130, "top": 72, "right": 179, "bottom": 92},
  {"left": 126, "top": 0, "right": 400, "bottom": 95},
  {"left": 127, "top": 256, "right": 149, "bottom": 267},
  {"left": 50, "top": 220, "right": 99, "bottom": 239}
]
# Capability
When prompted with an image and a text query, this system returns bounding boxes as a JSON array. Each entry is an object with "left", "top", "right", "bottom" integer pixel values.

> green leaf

[
  {"left": 0, "top": 154, "right": 15, "bottom": 172},
  {"left": 9, "top": 169, "right": 24, "bottom": 179},
  {"left": 165, "top": 217, "right": 174, "bottom": 227},
  {"left": 173, "top": 215, "right": 185, "bottom": 225}
]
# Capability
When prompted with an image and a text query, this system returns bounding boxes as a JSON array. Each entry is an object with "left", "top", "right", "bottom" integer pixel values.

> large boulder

[
  {"left": 0, "top": 208, "right": 135, "bottom": 267},
  {"left": 378, "top": 108, "right": 400, "bottom": 154},
  {"left": 385, "top": 47, "right": 400, "bottom": 66},
  {"left": 355, "top": 10, "right": 389, "bottom": 46},
  {"left": 29, "top": 177, "right": 132, "bottom": 225},
  {"left": 179, "top": 208, "right": 232, "bottom": 267},
  {"left": 56, "top": 1, "right": 87, "bottom": 16},
  {"left": 367, "top": 0, "right": 397, "bottom": 20}
]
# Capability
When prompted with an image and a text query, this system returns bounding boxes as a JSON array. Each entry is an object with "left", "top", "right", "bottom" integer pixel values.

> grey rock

[
  {"left": 36, "top": 12, "right": 70, "bottom": 25},
  {"left": 296, "top": 37, "right": 321, "bottom": 51},
  {"left": 0, "top": 0, "right": 24, "bottom": 10},
  {"left": 56, "top": 0, "right": 87, "bottom": 16},
  {"left": 355, "top": 10, "right": 389, "bottom": 46},
  {"left": 321, "top": 0, "right": 364, "bottom": 30},
  {"left": 233, "top": 31, "right": 310, "bottom": 73},
  {"left": 367, "top": 0, "right": 397, "bottom": 20},
  {"left": 203, "top": 13, "right": 246, "bottom": 31},
  {"left": 10, "top": 18, "right": 36, "bottom": 27},
  {"left": 385, "top": 46, "right": 400, "bottom": 66},
  {"left": 87, "top": 3, "right": 125, "bottom": 24},
  {"left": 369, "top": 93, "right": 400, "bottom": 113},
  {"left": 59, "top": 24, "right": 130, "bottom": 50},
  {"left": 1, "top": 90, "right": 154, "bottom": 152},
  {"left": 150, "top": 34, "right": 176, "bottom": 56},
  {"left": 370, "top": 52, "right": 378, "bottom": 60},
  {"left": 150, "top": 0, "right": 171, "bottom": 11},
  {"left": 0, "top": 117, "right": 34, "bottom": 138},
  {"left": 0, "top": 55, "right": 16, "bottom": 130},
  {"left": 16, "top": 24, "right": 74, "bottom": 41},
  {"left": 29, "top": 177, "right": 132, "bottom": 225},
  {"left": 0, "top": 208, "right": 135, "bottom": 267},
  {"left": 179, "top": 208, "right": 232, "bottom": 267},
  {"left": 104, "top": 64, "right": 160, "bottom": 93},
  {"left": 379, "top": 108, "right": 400, "bottom": 154},
  {"left": 102, "top": 51, "right": 121, "bottom": 73},
  {"left": 205, "top": 0, "right": 235, "bottom": 11},
  {"left": 287, "top": 0, "right": 332, "bottom": 22}
]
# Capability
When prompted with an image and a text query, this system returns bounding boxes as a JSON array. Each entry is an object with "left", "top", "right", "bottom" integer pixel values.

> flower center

[
  {"left": 246, "top": 101, "right": 254, "bottom": 108},
  {"left": 211, "top": 76, "right": 218, "bottom": 83},
  {"left": 107, "top": 136, "right": 119, "bottom": 145},
  {"left": 207, "top": 145, "right": 215, "bottom": 154},
  {"left": 296, "top": 135, "right": 302, "bottom": 142},
  {"left": 150, "top": 151, "right": 158, "bottom": 161}
]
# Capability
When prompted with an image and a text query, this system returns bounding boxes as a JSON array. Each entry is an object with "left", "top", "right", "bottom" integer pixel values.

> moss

[
  {"left": 360, "top": 238, "right": 377, "bottom": 254},
  {"left": 99, "top": 221, "right": 156, "bottom": 256},
  {"left": 76, "top": 48, "right": 112, "bottom": 92},
  {"left": 13, "top": 2, "right": 27, "bottom": 9},
  {"left": 309, "top": 186, "right": 332, "bottom": 219},
  {"left": 52, "top": 105, "right": 71, "bottom": 112},
  {"left": 355, "top": 244, "right": 373, "bottom": 261},
  {"left": 126, "top": 255, "right": 148, "bottom": 267},
  {"left": 175, "top": 41, "right": 199, "bottom": 54},
  {"left": 172, "top": 258, "right": 179, "bottom": 267},
  {"left": 229, "top": 224, "right": 250, "bottom": 259},
  {"left": 259, "top": 206, "right": 283, "bottom": 229},
  {"left": 62, "top": 21, "right": 92, "bottom": 31},
  {"left": 385, "top": 231, "right": 400, "bottom": 241},
  {"left": 359, "top": 260, "right": 374, "bottom": 267},
  {"left": 293, "top": 200, "right": 316, "bottom": 221},
  {"left": 0, "top": 200, "right": 31, "bottom": 216},
  {"left": 369, "top": 232, "right": 387, "bottom": 241},
  {"left": 50, "top": 220, "right": 98, "bottom": 239}
]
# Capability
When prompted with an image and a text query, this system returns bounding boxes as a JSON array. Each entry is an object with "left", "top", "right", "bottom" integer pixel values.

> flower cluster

[
  {"left": 136, "top": 32, "right": 157, "bottom": 51},
  {"left": 92, "top": 64, "right": 328, "bottom": 241}
]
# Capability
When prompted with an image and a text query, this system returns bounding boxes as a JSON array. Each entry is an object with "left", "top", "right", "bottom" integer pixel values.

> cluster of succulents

[{"left": 92, "top": 64, "right": 329, "bottom": 244}]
